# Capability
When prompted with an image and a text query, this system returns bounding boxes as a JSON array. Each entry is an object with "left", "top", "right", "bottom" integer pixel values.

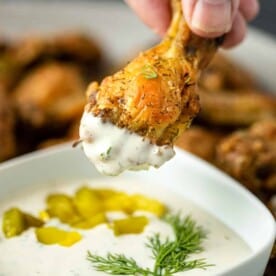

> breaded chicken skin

[{"left": 80, "top": 0, "right": 220, "bottom": 175}]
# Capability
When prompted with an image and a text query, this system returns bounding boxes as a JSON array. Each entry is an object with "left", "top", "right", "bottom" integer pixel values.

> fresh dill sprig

[
  {"left": 87, "top": 213, "right": 212, "bottom": 276},
  {"left": 147, "top": 214, "right": 211, "bottom": 275},
  {"left": 87, "top": 252, "right": 151, "bottom": 275}
]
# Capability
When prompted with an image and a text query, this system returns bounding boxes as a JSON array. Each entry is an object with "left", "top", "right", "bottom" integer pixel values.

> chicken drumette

[
  {"left": 80, "top": 0, "right": 221, "bottom": 175},
  {"left": 216, "top": 120, "right": 276, "bottom": 194}
]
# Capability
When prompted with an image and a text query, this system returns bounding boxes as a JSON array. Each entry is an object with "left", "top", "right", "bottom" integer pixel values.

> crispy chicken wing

[
  {"left": 198, "top": 90, "right": 276, "bottom": 127},
  {"left": 199, "top": 53, "right": 256, "bottom": 92},
  {"left": 176, "top": 126, "right": 223, "bottom": 163},
  {"left": 13, "top": 62, "right": 86, "bottom": 128},
  {"left": 216, "top": 120, "right": 276, "bottom": 193},
  {"left": 0, "top": 32, "right": 102, "bottom": 92},
  {"left": 7, "top": 32, "right": 101, "bottom": 69},
  {"left": 0, "top": 88, "right": 16, "bottom": 161},
  {"left": 80, "top": 0, "right": 220, "bottom": 175}
]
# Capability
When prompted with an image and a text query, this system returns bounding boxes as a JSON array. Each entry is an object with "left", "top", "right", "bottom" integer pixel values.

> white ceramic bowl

[{"left": 0, "top": 145, "right": 275, "bottom": 276}]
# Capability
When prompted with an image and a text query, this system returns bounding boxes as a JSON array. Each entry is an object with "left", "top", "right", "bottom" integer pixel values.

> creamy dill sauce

[
  {"left": 79, "top": 112, "right": 175, "bottom": 175},
  {"left": 0, "top": 180, "right": 251, "bottom": 276}
]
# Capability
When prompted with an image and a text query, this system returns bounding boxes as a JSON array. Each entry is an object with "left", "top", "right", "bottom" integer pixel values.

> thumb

[{"left": 182, "top": 0, "right": 240, "bottom": 37}]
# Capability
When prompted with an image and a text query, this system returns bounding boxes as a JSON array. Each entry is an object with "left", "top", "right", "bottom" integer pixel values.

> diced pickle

[
  {"left": 59, "top": 231, "right": 82, "bottom": 246},
  {"left": 73, "top": 187, "right": 103, "bottom": 218},
  {"left": 131, "top": 194, "right": 166, "bottom": 217},
  {"left": 112, "top": 216, "right": 149, "bottom": 236},
  {"left": 39, "top": 210, "right": 50, "bottom": 222},
  {"left": 24, "top": 213, "right": 44, "bottom": 227},
  {"left": 35, "top": 227, "right": 82, "bottom": 247},
  {"left": 2, "top": 208, "right": 44, "bottom": 238},
  {"left": 47, "top": 194, "right": 79, "bottom": 223},
  {"left": 93, "top": 189, "right": 120, "bottom": 199},
  {"left": 104, "top": 193, "right": 133, "bottom": 214},
  {"left": 72, "top": 212, "right": 106, "bottom": 229},
  {"left": 2, "top": 208, "right": 27, "bottom": 238}
]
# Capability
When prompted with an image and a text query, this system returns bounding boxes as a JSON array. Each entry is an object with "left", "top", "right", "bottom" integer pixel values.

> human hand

[{"left": 125, "top": 0, "right": 259, "bottom": 48}]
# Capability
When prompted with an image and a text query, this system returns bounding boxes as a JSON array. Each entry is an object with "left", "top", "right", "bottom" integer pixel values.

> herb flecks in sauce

[
  {"left": 100, "top": 147, "right": 112, "bottom": 161},
  {"left": 87, "top": 213, "right": 212, "bottom": 275}
]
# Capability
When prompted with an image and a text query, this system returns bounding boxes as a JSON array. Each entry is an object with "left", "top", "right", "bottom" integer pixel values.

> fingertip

[
  {"left": 182, "top": 0, "right": 196, "bottom": 23},
  {"left": 239, "top": 0, "right": 260, "bottom": 21},
  {"left": 184, "top": 0, "right": 234, "bottom": 37}
]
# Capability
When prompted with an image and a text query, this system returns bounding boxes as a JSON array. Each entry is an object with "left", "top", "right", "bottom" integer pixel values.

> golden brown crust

[
  {"left": 87, "top": 52, "right": 199, "bottom": 145},
  {"left": 84, "top": 0, "right": 218, "bottom": 145}
]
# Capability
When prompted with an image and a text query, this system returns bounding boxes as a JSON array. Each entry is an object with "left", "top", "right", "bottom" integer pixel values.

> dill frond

[{"left": 87, "top": 213, "right": 213, "bottom": 275}]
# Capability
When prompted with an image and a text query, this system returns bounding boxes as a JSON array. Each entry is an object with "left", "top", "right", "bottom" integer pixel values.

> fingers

[
  {"left": 182, "top": 0, "right": 240, "bottom": 38},
  {"left": 223, "top": 0, "right": 259, "bottom": 48},
  {"left": 223, "top": 11, "right": 247, "bottom": 48},
  {"left": 239, "top": 0, "right": 259, "bottom": 21},
  {"left": 125, "top": 0, "right": 259, "bottom": 48},
  {"left": 182, "top": 0, "right": 259, "bottom": 48},
  {"left": 124, "top": 0, "right": 171, "bottom": 36}
]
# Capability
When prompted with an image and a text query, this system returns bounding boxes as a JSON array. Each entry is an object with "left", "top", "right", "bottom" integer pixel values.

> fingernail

[{"left": 191, "top": 0, "right": 232, "bottom": 34}]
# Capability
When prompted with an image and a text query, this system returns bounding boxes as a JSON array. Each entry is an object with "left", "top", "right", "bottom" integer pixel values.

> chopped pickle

[
  {"left": 24, "top": 213, "right": 44, "bottom": 227},
  {"left": 35, "top": 227, "right": 82, "bottom": 246},
  {"left": 39, "top": 210, "right": 50, "bottom": 222},
  {"left": 72, "top": 212, "right": 107, "bottom": 229},
  {"left": 2, "top": 186, "right": 166, "bottom": 243},
  {"left": 2, "top": 208, "right": 27, "bottom": 238},
  {"left": 131, "top": 194, "right": 166, "bottom": 217},
  {"left": 112, "top": 216, "right": 149, "bottom": 236},
  {"left": 73, "top": 187, "right": 103, "bottom": 218},
  {"left": 47, "top": 194, "right": 79, "bottom": 223},
  {"left": 2, "top": 208, "right": 44, "bottom": 238},
  {"left": 93, "top": 189, "right": 120, "bottom": 199},
  {"left": 104, "top": 193, "right": 133, "bottom": 214}
]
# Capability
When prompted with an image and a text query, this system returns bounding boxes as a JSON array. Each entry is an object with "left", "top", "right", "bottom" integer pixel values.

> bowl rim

[{"left": 174, "top": 148, "right": 276, "bottom": 261}]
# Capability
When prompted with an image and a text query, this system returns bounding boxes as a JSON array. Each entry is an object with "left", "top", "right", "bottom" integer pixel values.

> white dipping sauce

[
  {"left": 79, "top": 112, "right": 175, "bottom": 175},
  {"left": 0, "top": 179, "right": 251, "bottom": 276}
]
